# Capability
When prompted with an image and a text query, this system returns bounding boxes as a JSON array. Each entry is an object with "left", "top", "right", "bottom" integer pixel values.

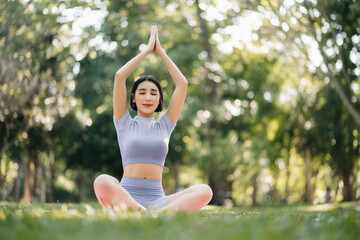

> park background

[{"left": 1, "top": 0, "right": 359, "bottom": 207}]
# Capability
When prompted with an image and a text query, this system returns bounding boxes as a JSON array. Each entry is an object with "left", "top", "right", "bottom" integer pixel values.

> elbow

[
  {"left": 115, "top": 71, "right": 125, "bottom": 82},
  {"left": 183, "top": 78, "right": 189, "bottom": 87},
  {"left": 115, "top": 71, "right": 121, "bottom": 79},
  {"left": 178, "top": 80, "right": 188, "bottom": 89},
  {"left": 182, "top": 80, "right": 189, "bottom": 90},
  {"left": 175, "top": 78, "right": 188, "bottom": 89}
]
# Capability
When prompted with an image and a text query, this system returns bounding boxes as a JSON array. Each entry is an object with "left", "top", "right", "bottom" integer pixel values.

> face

[{"left": 133, "top": 81, "right": 160, "bottom": 117}]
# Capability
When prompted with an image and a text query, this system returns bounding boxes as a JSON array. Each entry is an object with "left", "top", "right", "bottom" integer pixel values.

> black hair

[{"left": 130, "top": 75, "right": 164, "bottom": 112}]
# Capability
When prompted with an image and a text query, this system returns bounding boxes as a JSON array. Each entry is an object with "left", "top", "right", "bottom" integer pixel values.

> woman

[{"left": 93, "top": 25, "right": 213, "bottom": 212}]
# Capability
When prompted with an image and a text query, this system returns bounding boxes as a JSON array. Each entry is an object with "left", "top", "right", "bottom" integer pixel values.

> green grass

[{"left": 0, "top": 202, "right": 359, "bottom": 240}]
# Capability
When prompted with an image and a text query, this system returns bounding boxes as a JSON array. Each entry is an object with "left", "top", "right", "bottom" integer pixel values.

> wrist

[
  {"left": 157, "top": 48, "right": 166, "bottom": 57},
  {"left": 141, "top": 48, "right": 152, "bottom": 56}
]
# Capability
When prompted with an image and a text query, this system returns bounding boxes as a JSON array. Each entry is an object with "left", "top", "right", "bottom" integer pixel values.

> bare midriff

[{"left": 123, "top": 163, "right": 163, "bottom": 180}]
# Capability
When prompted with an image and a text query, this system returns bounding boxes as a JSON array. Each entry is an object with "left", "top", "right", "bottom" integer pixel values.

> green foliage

[
  {"left": 0, "top": 202, "right": 360, "bottom": 240},
  {"left": 0, "top": 0, "right": 100, "bottom": 201}
]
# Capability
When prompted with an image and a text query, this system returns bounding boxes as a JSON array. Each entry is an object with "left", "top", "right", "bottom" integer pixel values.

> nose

[{"left": 145, "top": 93, "right": 151, "bottom": 100}]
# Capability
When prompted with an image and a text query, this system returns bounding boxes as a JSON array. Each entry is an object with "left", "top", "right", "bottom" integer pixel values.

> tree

[
  {"left": 0, "top": 0, "right": 93, "bottom": 202},
  {"left": 242, "top": 0, "right": 360, "bottom": 202}
]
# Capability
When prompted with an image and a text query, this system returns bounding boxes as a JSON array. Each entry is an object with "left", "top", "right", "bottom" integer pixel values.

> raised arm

[
  {"left": 154, "top": 29, "right": 188, "bottom": 125},
  {"left": 113, "top": 26, "right": 157, "bottom": 121}
]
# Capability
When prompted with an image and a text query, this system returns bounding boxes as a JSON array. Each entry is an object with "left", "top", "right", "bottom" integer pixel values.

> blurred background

[{"left": 0, "top": 0, "right": 359, "bottom": 207}]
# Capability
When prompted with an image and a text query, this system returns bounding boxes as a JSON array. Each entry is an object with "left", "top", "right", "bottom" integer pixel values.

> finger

[
  {"left": 150, "top": 27, "right": 155, "bottom": 38},
  {"left": 154, "top": 27, "right": 157, "bottom": 39},
  {"left": 151, "top": 25, "right": 157, "bottom": 37},
  {"left": 156, "top": 30, "right": 160, "bottom": 43}
]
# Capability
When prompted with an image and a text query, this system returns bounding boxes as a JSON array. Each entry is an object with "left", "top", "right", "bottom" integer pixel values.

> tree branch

[
  {"left": 304, "top": 0, "right": 360, "bottom": 125},
  {"left": 317, "top": 2, "right": 353, "bottom": 88}
]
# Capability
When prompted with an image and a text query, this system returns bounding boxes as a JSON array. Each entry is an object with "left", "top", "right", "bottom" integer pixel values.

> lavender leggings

[{"left": 120, "top": 177, "right": 172, "bottom": 209}]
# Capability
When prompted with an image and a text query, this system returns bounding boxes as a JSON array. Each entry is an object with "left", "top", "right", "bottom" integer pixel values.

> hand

[
  {"left": 145, "top": 25, "right": 157, "bottom": 54},
  {"left": 154, "top": 27, "right": 165, "bottom": 55}
]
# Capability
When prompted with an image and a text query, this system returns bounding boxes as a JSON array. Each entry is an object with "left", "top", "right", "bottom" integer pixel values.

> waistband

[
  {"left": 120, "top": 177, "right": 162, "bottom": 188},
  {"left": 122, "top": 158, "right": 165, "bottom": 167}
]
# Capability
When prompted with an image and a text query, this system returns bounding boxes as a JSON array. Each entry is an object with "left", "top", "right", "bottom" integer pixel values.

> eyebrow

[{"left": 138, "top": 88, "right": 158, "bottom": 92}]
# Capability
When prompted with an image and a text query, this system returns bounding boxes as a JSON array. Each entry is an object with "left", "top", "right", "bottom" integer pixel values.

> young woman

[{"left": 93, "top": 25, "right": 213, "bottom": 212}]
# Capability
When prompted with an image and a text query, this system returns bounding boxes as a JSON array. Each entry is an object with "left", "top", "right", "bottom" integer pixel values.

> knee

[
  {"left": 198, "top": 184, "right": 213, "bottom": 202},
  {"left": 93, "top": 174, "right": 113, "bottom": 191}
]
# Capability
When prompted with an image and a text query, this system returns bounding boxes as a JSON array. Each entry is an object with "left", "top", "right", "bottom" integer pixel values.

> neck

[{"left": 137, "top": 111, "right": 154, "bottom": 118}]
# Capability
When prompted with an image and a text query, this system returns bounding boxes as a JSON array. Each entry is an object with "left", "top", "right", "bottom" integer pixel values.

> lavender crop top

[{"left": 113, "top": 110, "right": 176, "bottom": 167}]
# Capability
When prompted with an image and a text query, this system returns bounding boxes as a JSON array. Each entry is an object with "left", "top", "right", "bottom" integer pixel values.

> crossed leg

[
  {"left": 93, "top": 174, "right": 146, "bottom": 211},
  {"left": 161, "top": 184, "right": 213, "bottom": 213},
  {"left": 94, "top": 175, "right": 212, "bottom": 213}
]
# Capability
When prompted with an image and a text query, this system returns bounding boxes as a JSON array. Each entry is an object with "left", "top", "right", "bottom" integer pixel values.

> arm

[
  {"left": 154, "top": 30, "right": 188, "bottom": 125},
  {"left": 113, "top": 26, "right": 157, "bottom": 121}
]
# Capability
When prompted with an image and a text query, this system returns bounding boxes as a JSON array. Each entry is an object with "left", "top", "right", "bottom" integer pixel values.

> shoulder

[
  {"left": 113, "top": 110, "right": 133, "bottom": 131},
  {"left": 157, "top": 111, "right": 176, "bottom": 135}
]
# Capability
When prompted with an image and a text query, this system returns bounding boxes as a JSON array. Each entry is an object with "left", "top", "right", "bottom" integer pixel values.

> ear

[{"left": 131, "top": 93, "right": 136, "bottom": 103}]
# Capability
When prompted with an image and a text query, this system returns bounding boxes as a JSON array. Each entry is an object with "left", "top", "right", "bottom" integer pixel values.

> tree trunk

[
  {"left": 49, "top": 151, "right": 55, "bottom": 202},
  {"left": 0, "top": 121, "right": 11, "bottom": 200},
  {"left": 0, "top": 154, "right": 11, "bottom": 201},
  {"left": 40, "top": 164, "right": 47, "bottom": 203},
  {"left": 284, "top": 143, "right": 291, "bottom": 203},
  {"left": 340, "top": 170, "right": 353, "bottom": 202},
  {"left": 0, "top": 174, "right": 5, "bottom": 201},
  {"left": 272, "top": 186, "right": 279, "bottom": 205},
  {"left": 14, "top": 164, "right": 21, "bottom": 202},
  {"left": 0, "top": 152, "right": 4, "bottom": 201},
  {"left": 252, "top": 174, "right": 258, "bottom": 207},
  {"left": 80, "top": 181, "right": 86, "bottom": 203},
  {"left": 272, "top": 175, "right": 280, "bottom": 205},
  {"left": 77, "top": 168, "right": 87, "bottom": 203},
  {"left": 195, "top": 0, "right": 227, "bottom": 205},
  {"left": 24, "top": 150, "right": 38, "bottom": 203},
  {"left": 304, "top": 148, "right": 313, "bottom": 203},
  {"left": 209, "top": 177, "right": 232, "bottom": 205},
  {"left": 24, "top": 158, "right": 33, "bottom": 203},
  {"left": 0, "top": 183, "right": 6, "bottom": 201},
  {"left": 173, "top": 160, "right": 180, "bottom": 192}
]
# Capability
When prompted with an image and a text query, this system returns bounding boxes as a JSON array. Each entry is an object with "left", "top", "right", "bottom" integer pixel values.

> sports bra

[{"left": 113, "top": 110, "right": 176, "bottom": 167}]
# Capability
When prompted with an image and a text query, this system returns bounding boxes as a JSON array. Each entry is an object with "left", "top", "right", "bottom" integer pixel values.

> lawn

[{"left": 0, "top": 201, "right": 359, "bottom": 240}]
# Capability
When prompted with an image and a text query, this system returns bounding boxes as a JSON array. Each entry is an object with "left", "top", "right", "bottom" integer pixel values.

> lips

[{"left": 142, "top": 104, "right": 153, "bottom": 107}]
